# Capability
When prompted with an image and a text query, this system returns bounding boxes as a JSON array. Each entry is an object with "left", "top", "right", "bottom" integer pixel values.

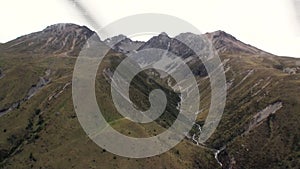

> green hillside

[{"left": 0, "top": 24, "right": 299, "bottom": 169}]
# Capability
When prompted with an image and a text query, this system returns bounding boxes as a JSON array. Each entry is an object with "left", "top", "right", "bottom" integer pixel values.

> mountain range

[{"left": 0, "top": 23, "right": 299, "bottom": 169}]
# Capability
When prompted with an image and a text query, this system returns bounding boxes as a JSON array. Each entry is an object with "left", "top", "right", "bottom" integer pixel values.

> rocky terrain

[
  {"left": 104, "top": 34, "right": 144, "bottom": 53},
  {"left": 0, "top": 23, "right": 94, "bottom": 56},
  {"left": 0, "top": 23, "right": 299, "bottom": 169}
]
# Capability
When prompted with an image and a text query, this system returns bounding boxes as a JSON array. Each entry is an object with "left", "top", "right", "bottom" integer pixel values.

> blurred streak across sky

[
  {"left": 294, "top": 0, "right": 300, "bottom": 29},
  {"left": 0, "top": 0, "right": 299, "bottom": 57}
]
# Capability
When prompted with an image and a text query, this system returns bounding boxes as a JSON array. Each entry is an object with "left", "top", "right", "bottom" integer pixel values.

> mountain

[
  {"left": 137, "top": 32, "right": 196, "bottom": 58},
  {"left": 0, "top": 23, "right": 95, "bottom": 56},
  {"left": 0, "top": 24, "right": 299, "bottom": 169},
  {"left": 205, "top": 30, "right": 269, "bottom": 55},
  {"left": 132, "top": 31, "right": 270, "bottom": 58},
  {"left": 104, "top": 34, "right": 144, "bottom": 53}
]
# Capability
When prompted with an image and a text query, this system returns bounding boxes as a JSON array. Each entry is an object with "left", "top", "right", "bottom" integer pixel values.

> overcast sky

[{"left": 0, "top": 0, "right": 299, "bottom": 57}]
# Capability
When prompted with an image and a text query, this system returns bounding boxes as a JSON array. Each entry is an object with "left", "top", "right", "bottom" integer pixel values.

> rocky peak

[
  {"left": 1, "top": 23, "right": 269, "bottom": 57},
  {"left": 137, "top": 32, "right": 195, "bottom": 58},
  {"left": 104, "top": 34, "right": 127, "bottom": 46},
  {"left": 43, "top": 23, "right": 86, "bottom": 31},
  {"left": 139, "top": 32, "right": 172, "bottom": 48},
  {"left": 205, "top": 30, "right": 265, "bottom": 55},
  {"left": 137, "top": 30, "right": 266, "bottom": 58},
  {"left": 104, "top": 34, "right": 144, "bottom": 54},
  {"left": 2, "top": 23, "right": 95, "bottom": 56},
  {"left": 206, "top": 30, "right": 237, "bottom": 41},
  {"left": 159, "top": 32, "right": 168, "bottom": 36}
]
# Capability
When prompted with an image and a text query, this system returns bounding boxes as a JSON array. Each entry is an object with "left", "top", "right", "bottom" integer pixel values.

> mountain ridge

[
  {"left": 0, "top": 23, "right": 276, "bottom": 58},
  {"left": 0, "top": 23, "right": 95, "bottom": 56},
  {"left": 0, "top": 23, "right": 299, "bottom": 169}
]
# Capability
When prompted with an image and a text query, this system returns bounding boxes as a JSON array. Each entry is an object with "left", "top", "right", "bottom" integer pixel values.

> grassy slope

[
  {"left": 207, "top": 54, "right": 300, "bottom": 169},
  {"left": 0, "top": 47, "right": 299, "bottom": 169},
  {"left": 0, "top": 51, "right": 218, "bottom": 169}
]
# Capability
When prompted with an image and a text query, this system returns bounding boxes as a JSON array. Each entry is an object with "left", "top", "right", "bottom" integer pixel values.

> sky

[{"left": 0, "top": 0, "right": 299, "bottom": 57}]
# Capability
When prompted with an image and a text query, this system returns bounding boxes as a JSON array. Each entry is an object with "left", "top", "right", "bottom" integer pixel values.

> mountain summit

[
  {"left": 1, "top": 23, "right": 270, "bottom": 57},
  {"left": 205, "top": 30, "right": 268, "bottom": 55},
  {"left": 136, "top": 32, "right": 196, "bottom": 58},
  {"left": 104, "top": 34, "right": 144, "bottom": 54},
  {"left": 109, "top": 31, "right": 270, "bottom": 57},
  {"left": 1, "top": 23, "right": 95, "bottom": 56}
]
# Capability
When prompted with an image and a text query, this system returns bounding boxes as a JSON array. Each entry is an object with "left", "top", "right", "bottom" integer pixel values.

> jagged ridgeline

[{"left": 0, "top": 23, "right": 299, "bottom": 169}]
